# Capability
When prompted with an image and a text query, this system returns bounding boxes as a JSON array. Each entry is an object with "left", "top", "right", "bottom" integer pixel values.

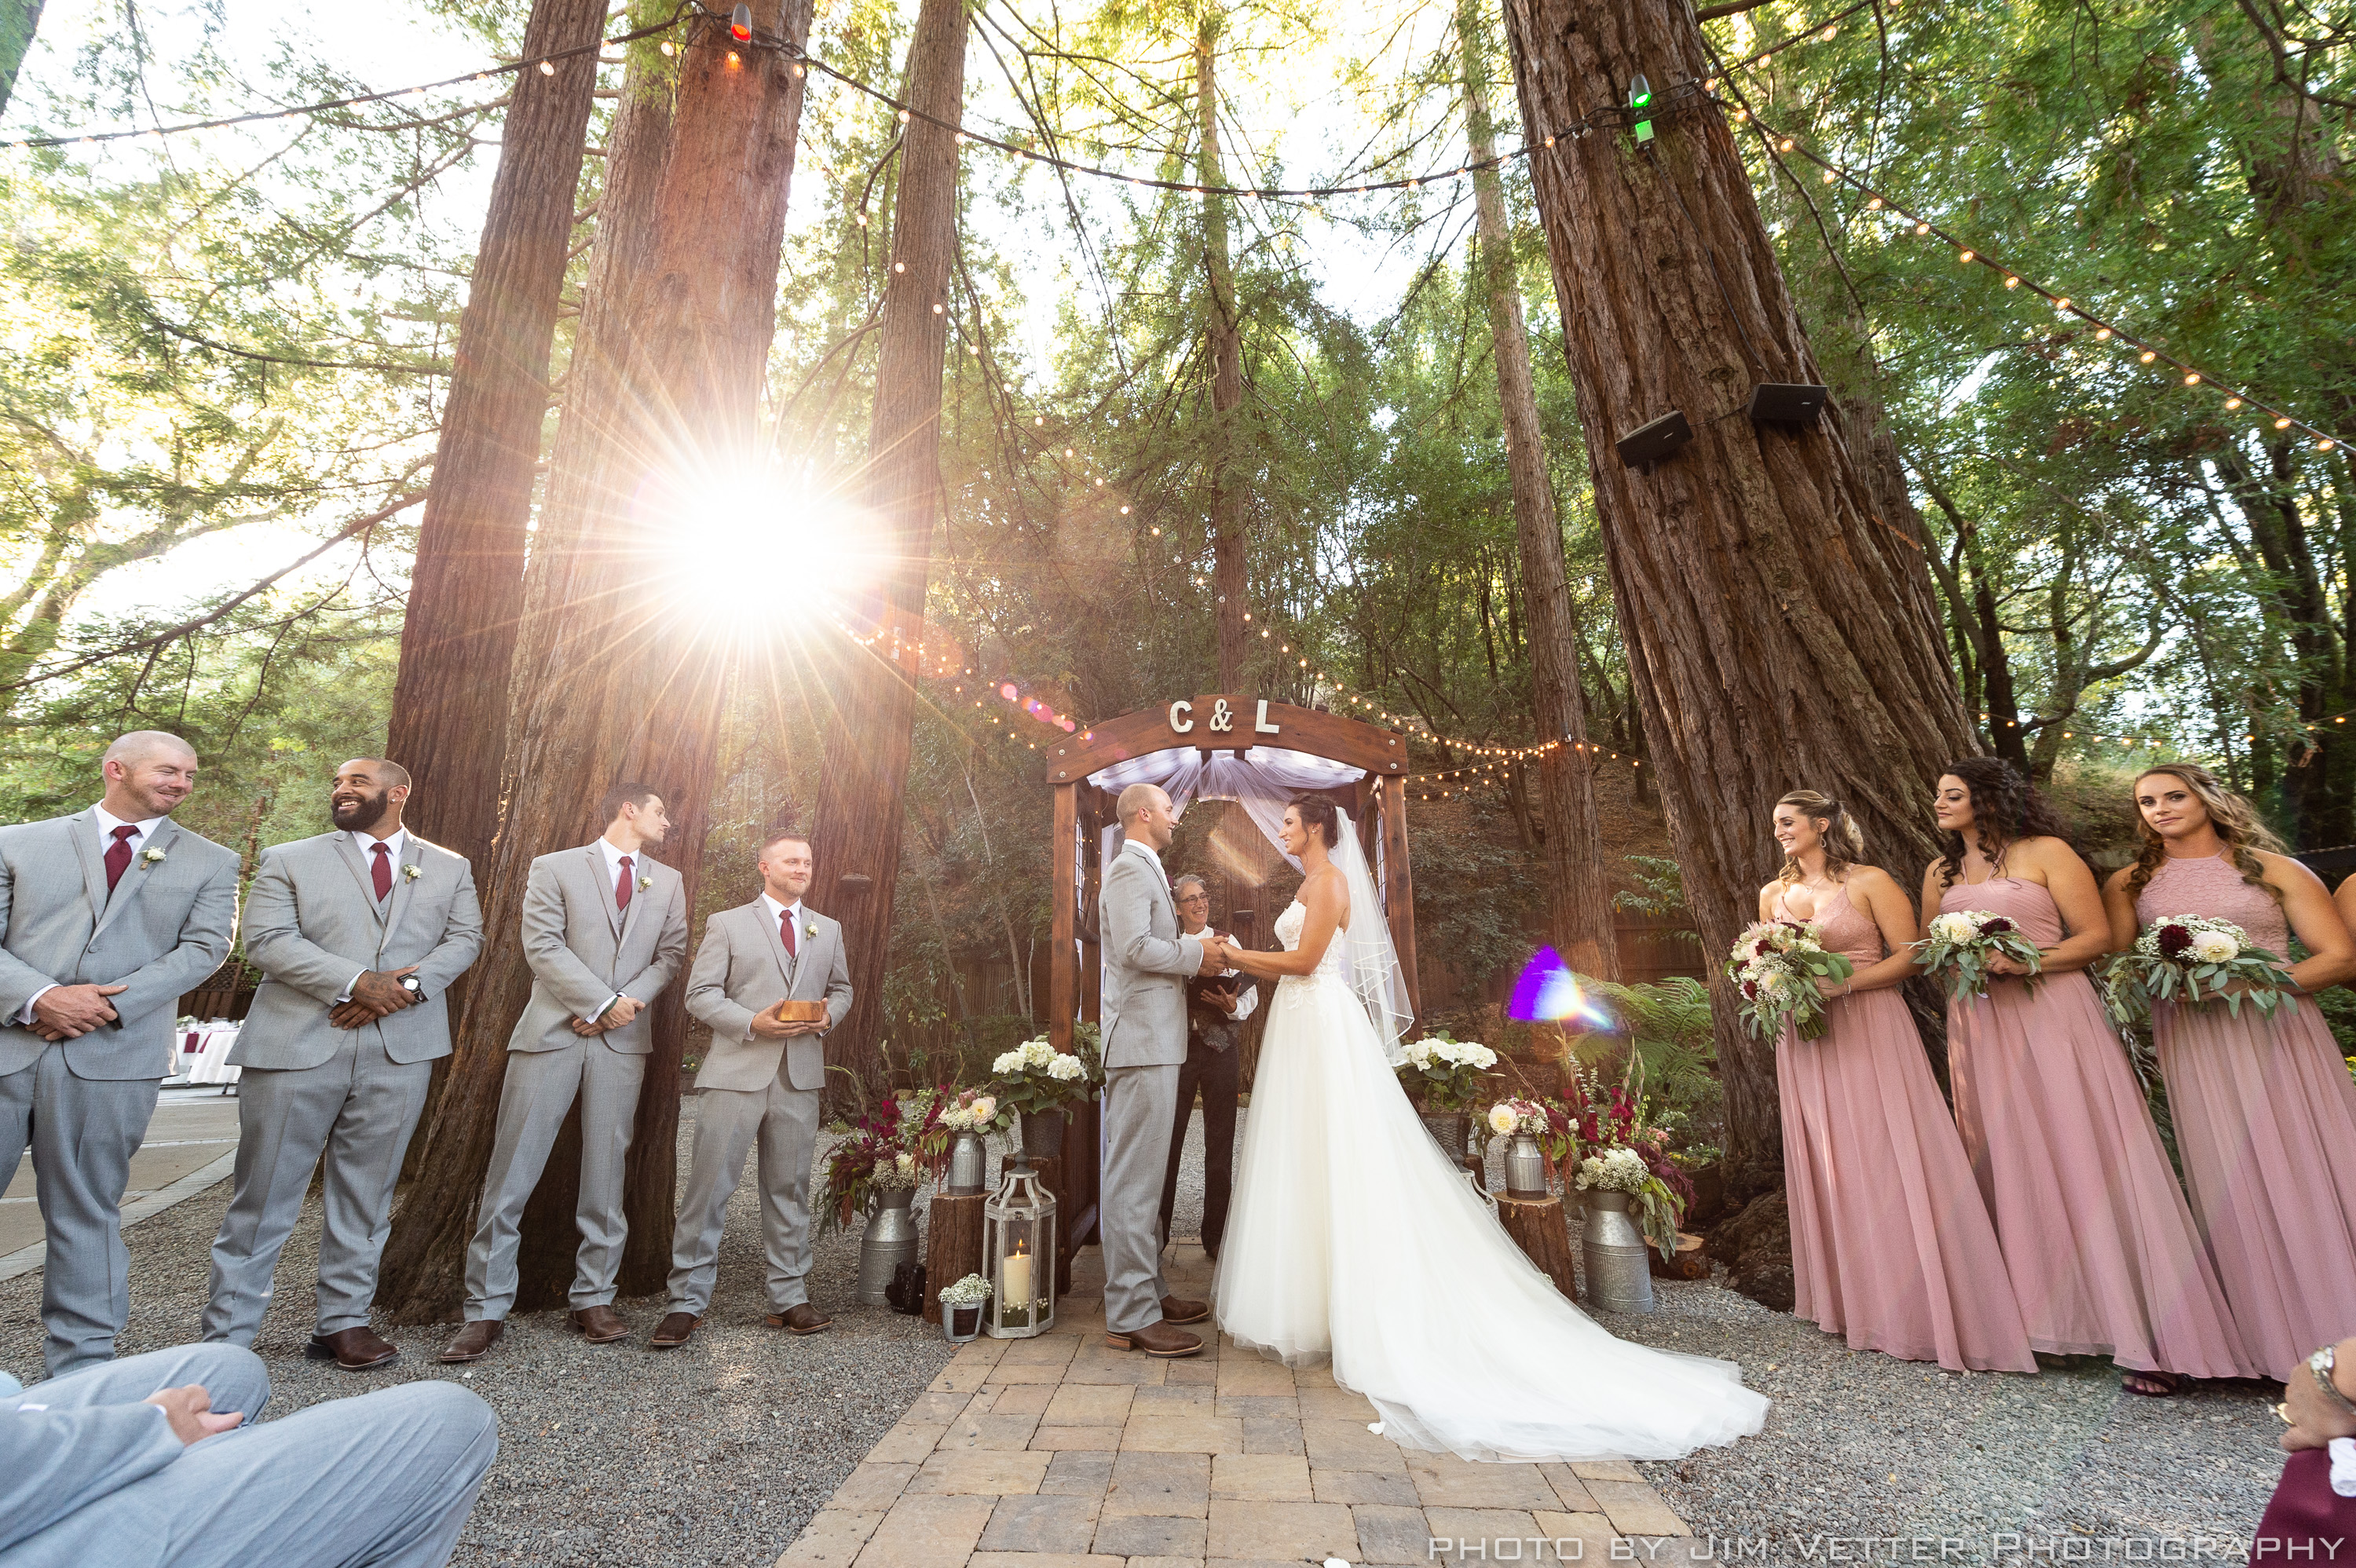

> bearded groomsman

[
  {"left": 203, "top": 758, "right": 483, "bottom": 1370},
  {"left": 650, "top": 831, "right": 851, "bottom": 1349},
  {"left": 0, "top": 732, "right": 239, "bottom": 1377},
  {"left": 439, "top": 784, "right": 689, "bottom": 1363}
]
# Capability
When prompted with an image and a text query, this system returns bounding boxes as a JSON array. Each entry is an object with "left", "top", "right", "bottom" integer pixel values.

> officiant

[{"left": 1158, "top": 874, "right": 1257, "bottom": 1262}]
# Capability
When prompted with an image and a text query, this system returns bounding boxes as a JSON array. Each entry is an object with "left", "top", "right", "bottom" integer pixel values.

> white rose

[
  {"left": 969, "top": 1095, "right": 996, "bottom": 1122},
  {"left": 1046, "top": 1054, "right": 1085, "bottom": 1081},
  {"left": 1932, "top": 912, "right": 1976, "bottom": 943},
  {"left": 2190, "top": 930, "right": 2239, "bottom": 963},
  {"left": 1487, "top": 1104, "right": 1518, "bottom": 1136}
]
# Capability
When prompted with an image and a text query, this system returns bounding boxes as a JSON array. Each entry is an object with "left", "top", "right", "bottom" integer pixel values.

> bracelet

[{"left": 2313, "top": 1346, "right": 2356, "bottom": 1419}]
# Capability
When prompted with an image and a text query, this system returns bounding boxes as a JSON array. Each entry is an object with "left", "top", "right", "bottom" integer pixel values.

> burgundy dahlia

[
  {"left": 1981, "top": 916, "right": 2014, "bottom": 934},
  {"left": 2157, "top": 923, "right": 2194, "bottom": 959}
]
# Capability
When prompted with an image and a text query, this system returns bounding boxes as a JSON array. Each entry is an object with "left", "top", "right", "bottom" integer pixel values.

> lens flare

[{"left": 1507, "top": 946, "right": 1615, "bottom": 1031}]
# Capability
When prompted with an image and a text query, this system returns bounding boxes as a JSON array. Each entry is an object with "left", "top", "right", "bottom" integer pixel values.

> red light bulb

[{"left": 730, "top": 3, "right": 752, "bottom": 42}]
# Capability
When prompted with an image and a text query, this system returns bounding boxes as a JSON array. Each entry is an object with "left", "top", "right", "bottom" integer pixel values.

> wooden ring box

[{"left": 764, "top": 1000, "right": 831, "bottom": 1025}]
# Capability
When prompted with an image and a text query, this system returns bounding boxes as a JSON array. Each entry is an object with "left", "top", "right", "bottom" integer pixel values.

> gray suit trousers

[
  {"left": 1101, "top": 1062, "right": 1180, "bottom": 1332},
  {"left": 3, "top": 1344, "right": 496, "bottom": 1568},
  {"left": 667, "top": 1060, "right": 819, "bottom": 1315},
  {"left": 463, "top": 1039, "right": 646, "bottom": 1319},
  {"left": 0, "top": 1049, "right": 160, "bottom": 1376},
  {"left": 202, "top": 1033, "right": 433, "bottom": 1342}
]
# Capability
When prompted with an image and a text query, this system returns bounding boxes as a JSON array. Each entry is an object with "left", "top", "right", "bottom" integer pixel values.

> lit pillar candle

[{"left": 1001, "top": 1240, "right": 1033, "bottom": 1314}]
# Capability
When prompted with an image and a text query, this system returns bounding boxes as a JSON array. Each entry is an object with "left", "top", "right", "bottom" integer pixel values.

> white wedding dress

[{"left": 1212, "top": 898, "right": 1771, "bottom": 1463}]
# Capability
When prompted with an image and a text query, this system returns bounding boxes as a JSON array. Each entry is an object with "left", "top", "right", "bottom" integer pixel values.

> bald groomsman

[
  {"left": 0, "top": 732, "right": 239, "bottom": 1377},
  {"left": 440, "top": 784, "right": 689, "bottom": 1363},
  {"left": 650, "top": 831, "right": 851, "bottom": 1349},
  {"left": 203, "top": 758, "right": 483, "bottom": 1370}
]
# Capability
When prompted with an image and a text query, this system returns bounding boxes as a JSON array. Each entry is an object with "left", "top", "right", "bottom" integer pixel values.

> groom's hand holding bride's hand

[{"left": 1198, "top": 934, "right": 1231, "bottom": 971}]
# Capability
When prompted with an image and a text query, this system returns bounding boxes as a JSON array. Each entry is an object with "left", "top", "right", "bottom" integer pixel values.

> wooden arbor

[{"left": 1034, "top": 694, "right": 1422, "bottom": 1286}]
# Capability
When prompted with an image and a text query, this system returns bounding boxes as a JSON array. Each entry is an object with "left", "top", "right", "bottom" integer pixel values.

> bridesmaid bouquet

[
  {"left": 1724, "top": 921, "right": 1855, "bottom": 1043},
  {"left": 1914, "top": 910, "right": 2044, "bottom": 1000},
  {"left": 2102, "top": 915, "right": 2297, "bottom": 1024}
]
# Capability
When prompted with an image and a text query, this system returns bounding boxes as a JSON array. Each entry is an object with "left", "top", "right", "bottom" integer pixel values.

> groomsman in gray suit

[
  {"left": 439, "top": 784, "right": 690, "bottom": 1362},
  {"left": 650, "top": 830, "right": 851, "bottom": 1349},
  {"left": 203, "top": 758, "right": 484, "bottom": 1370},
  {"left": 0, "top": 731, "right": 239, "bottom": 1377},
  {"left": 1097, "top": 782, "right": 1221, "bottom": 1358}
]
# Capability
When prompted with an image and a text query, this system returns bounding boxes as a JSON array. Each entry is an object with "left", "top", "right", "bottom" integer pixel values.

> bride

[{"left": 1210, "top": 795, "right": 1769, "bottom": 1463}]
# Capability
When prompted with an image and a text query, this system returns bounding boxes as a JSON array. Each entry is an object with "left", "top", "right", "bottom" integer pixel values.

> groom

[{"left": 1098, "top": 783, "right": 1224, "bottom": 1358}]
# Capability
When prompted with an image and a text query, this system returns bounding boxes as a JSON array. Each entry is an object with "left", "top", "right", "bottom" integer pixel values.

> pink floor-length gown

[
  {"left": 2135, "top": 854, "right": 2356, "bottom": 1380},
  {"left": 1940, "top": 876, "right": 2255, "bottom": 1378},
  {"left": 1774, "top": 886, "right": 2037, "bottom": 1372}
]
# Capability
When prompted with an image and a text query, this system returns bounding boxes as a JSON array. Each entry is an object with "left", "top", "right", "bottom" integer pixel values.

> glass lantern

[{"left": 983, "top": 1151, "right": 1058, "bottom": 1337}]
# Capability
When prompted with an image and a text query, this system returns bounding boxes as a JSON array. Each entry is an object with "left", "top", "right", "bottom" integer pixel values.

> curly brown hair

[
  {"left": 2123, "top": 763, "right": 2286, "bottom": 907},
  {"left": 1773, "top": 790, "right": 1864, "bottom": 886},
  {"left": 1933, "top": 758, "right": 2073, "bottom": 886}
]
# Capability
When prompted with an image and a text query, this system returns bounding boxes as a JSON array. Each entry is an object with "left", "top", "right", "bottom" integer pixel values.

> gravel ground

[
  {"left": 2, "top": 1097, "right": 2296, "bottom": 1566},
  {"left": 0, "top": 1096, "right": 958, "bottom": 1568}
]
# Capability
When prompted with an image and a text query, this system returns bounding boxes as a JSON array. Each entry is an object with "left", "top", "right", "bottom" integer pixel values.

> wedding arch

[{"left": 1030, "top": 693, "right": 1423, "bottom": 1283}]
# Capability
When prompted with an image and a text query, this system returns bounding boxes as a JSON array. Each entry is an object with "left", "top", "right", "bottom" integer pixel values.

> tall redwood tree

[
  {"left": 1497, "top": 0, "right": 1977, "bottom": 1208},
  {"left": 386, "top": 0, "right": 609, "bottom": 867},
  {"left": 806, "top": 0, "right": 972, "bottom": 1107},
  {"left": 380, "top": 0, "right": 818, "bottom": 1320}
]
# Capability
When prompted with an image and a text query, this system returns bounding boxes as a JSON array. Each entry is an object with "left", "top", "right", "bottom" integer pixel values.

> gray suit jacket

[
  {"left": 1099, "top": 845, "right": 1208, "bottom": 1070},
  {"left": 685, "top": 899, "right": 851, "bottom": 1093},
  {"left": 0, "top": 811, "right": 240, "bottom": 1080},
  {"left": 507, "top": 843, "right": 690, "bottom": 1055},
  {"left": 231, "top": 831, "right": 485, "bottom": 1070}
]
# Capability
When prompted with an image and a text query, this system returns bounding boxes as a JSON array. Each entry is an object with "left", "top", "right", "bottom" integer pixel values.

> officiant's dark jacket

[{"left": 1158, "top": 945, "right": 1255, "bottom": 1259}]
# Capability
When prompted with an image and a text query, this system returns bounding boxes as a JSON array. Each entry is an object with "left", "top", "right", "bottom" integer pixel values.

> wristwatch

[
  {"left": 2313, "top": 1345, "right": 2356, "bottom": 1417},
  {"left": 399, "top": 975, "right": 424, "bottom": 1001}
]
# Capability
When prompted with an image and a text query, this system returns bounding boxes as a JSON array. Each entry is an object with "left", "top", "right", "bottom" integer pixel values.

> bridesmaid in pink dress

[
  {"left": 2099, "top": 764, "right": 2356, "bottom": 1383},
  {"left": 1760, "top": 791, "right": 2035, "bottom": 1372},
  {"left": 1920, "top": 758, "right": 2255, "bottom": 1394}
]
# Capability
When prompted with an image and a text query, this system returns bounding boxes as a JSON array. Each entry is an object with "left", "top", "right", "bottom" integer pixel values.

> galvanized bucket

[
  {"left": 1503, "top": 1134, "right": 1549, "bottom": 1198},
  {"left": 1580, "top": 1190, "right": 1655, "bottom": 1314},
  {"left": 856, "top": 1187, "right": 921, "bottom": 1306}
]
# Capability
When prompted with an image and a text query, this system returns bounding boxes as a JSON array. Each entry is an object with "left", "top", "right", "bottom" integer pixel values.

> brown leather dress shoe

[
  {"left": 305, "top": 1325, "right": 401, "bottom": 1371},
  {"left": 569, "top": 1304, "right": 629, "bottom": 1344},
  {"left": 766, "top": 1303, "right": 832, "bottom": 1335},
  {"left": 648, "top": 1311, "right": 701, "bottom": 1349},
  {"left": 437, "top": 1318, "right": 503, "bottom": 1363},
  {"left": 1105, "top": 1318, "right": 1204, "bottom": 1358},
  {"left": 1159, "top": 1295, "right": 1211, "bottom": 1325}
]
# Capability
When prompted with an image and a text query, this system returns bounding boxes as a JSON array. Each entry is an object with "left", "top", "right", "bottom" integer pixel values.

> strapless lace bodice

[{"left": 1273, "top": 900, "right": 1348, "bottom": 983}]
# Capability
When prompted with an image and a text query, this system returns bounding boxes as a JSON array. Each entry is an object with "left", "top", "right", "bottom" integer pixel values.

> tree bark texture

[
  {"left": 922, "top": 1192, "right": 984, "bottom": 1325},
  {"left": 1458, "top": 0, "right": 1619, "bottom": 982},
  {"left": 1197, "top": 10, "right": 1249, "bottom": 690},
  {"left": 386, "top": 0, "right": 609, "bottom": 871},
  {"left": 379, "top": 2, "right": 816, "bottom": 1321},
  {"left": 807, "top": 0, "right": 971, "bottom": 1111},
  {"left": 1498, "top": 0, "right": 1978, "bottom": 1203},
  {"left": 1497, "top": 1192, "right": 1579, "bottom": 1301},
  {"left": 0, "top": 0, "right": 45, "bottom": 117}
]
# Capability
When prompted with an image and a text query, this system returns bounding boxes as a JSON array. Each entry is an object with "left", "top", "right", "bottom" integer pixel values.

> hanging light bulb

[{"left": 730, "top": 4, "right": 753, "bottom": 42}]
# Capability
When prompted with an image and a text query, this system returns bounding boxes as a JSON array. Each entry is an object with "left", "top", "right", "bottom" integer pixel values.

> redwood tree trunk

[
  {"left": 386, "top": 0, "right": 609, "bottom": 867},
  {"left": 1458, "top": 0, "right": 1618, "bottom": 981},
  {"left": 1498, "top": 0, "right": 1977, "bottom": 1204},
  {"left": 1198, "top": 10, "right": 1249, "bottom": 689},
  {"left": 807, "top": 0, "right": 971, "bottom": 1109},
  {"left": 379, "top": 2, "right": 815, "bottom": 1321}
]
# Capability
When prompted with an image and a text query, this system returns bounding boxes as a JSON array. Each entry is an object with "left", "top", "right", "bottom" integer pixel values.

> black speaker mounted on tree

[
  {"left": 1745, "top": 382, "right": 1829, "bottom": 427},
  {"left": 1615, "top": 410, "right": 1694, "bottom": 473}
]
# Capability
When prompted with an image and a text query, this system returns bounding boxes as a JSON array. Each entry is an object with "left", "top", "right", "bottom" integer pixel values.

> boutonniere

[
  {"left": 401, "top": 863, "right": 422, "bottom": 882},
  {"left": 804, "top": 920, "right": 819, "bottom": 941},
  {"left": 140, "top": 846, "right": 166, "bottom": 867},
  {"left": 637, "top": 875, "right": 654, "bottom": 893}
]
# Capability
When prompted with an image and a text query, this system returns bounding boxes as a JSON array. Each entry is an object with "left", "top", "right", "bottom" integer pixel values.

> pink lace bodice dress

[
  {"left": 2135, "top": 853, "right": 2356, "bottom": 1380},
  {"left": 1773, "top": 886, "right": 2035, "bottom": 1372},
  {"left": 1939, "top": 875, "right": 2254, "bottom": 1378}
]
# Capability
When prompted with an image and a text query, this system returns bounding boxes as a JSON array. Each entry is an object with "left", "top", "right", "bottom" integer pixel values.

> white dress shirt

[
  {"left": 17, "top": 804, "right": 168, "bottom": 1025},
  {"left": 335, "top": 827, "right": 411, "bottom": 1002}
]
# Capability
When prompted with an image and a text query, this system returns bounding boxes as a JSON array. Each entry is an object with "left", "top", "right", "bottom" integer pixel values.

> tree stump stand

[
  {"left": 1496, "top": 1192, "right": 1578, "bottom": 1303},
  {"left": 1648, "top": 1231, "right": 1709, "bottom": 1281},
  {"left": 924, "top": 1193, "right": 986, "bottom": 1325}
]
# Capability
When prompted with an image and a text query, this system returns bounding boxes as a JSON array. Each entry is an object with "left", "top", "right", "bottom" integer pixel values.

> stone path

[{"left": 776, "top": 1241, "right": 1697, "bottom": 1568}]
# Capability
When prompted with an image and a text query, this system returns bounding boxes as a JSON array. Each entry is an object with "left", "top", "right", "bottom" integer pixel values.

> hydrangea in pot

[
  {"left": 991, "top": 1037, "right": 1099, "bottom": 1159},
  {"left": 1396, "top": 1031, "right": 1499, "bottom": 1163}
]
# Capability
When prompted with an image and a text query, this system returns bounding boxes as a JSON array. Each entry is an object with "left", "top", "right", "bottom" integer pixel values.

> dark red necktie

[
  {"left": 781, "top": 908, "right": 798, "bottom": 958},
  {"left": 616, "top": 855, "right": 634, "bottom": 911},
  {"left": 371, "top": 842, "right": 393, "bottom": 901},
  {"left": 103, "top": 824, "right": 139, "bottom": 894}
]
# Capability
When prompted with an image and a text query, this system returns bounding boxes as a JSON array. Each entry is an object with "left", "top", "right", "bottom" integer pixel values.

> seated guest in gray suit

[
  {"left": 0, "top": 1340, "right": 496, "bottom": 1568},
  {"left": 203, "top": 758, "right": 484, "bottom": 1371},
  {"left": 651, "top": 830, "right": 851, "bottom": 1350},
  {"left": 441, "top": 784, "right": 690, "bottom": 1363},
  {"left": 0, "top": 729, "right": 239, "bottom": 1378}
]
